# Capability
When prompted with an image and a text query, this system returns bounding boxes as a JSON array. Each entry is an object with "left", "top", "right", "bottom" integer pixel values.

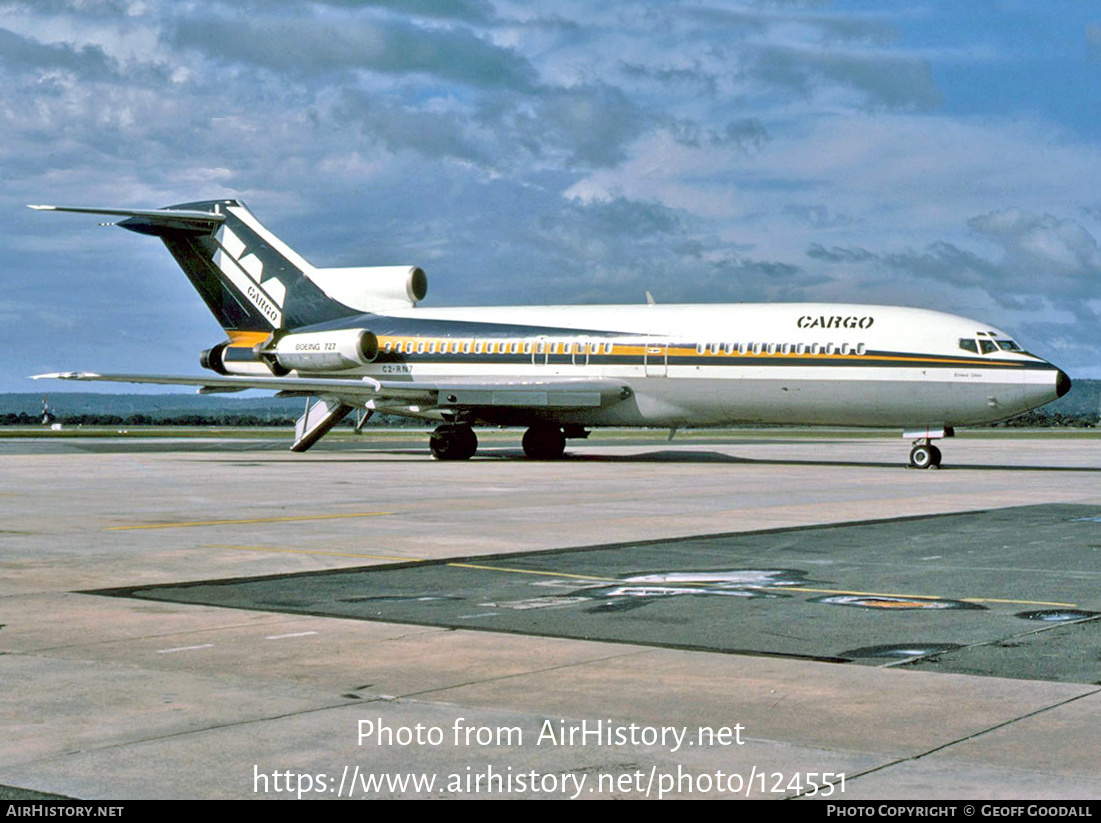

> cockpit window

[
  {"left": 978, "top": 339, "right": 996, "bottom": 354},
  {"left": 995, "top": 339, "right": 1021, "bottom": 352},
  {"left": 958, "top": 338, "right": 978, "bottom": 354}
]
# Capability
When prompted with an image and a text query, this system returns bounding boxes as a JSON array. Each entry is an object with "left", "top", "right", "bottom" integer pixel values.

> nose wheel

[
  {"left": 430, "top": 424, "right": 478, "bottom": 460},
  {"left": 909, "top": 442, "right": 942, "bottom": 469}
]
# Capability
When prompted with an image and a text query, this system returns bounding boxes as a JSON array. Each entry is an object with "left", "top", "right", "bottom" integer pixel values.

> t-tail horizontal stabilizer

[{"left": 28, "top": 204, "right": 225, "bottom": 233}]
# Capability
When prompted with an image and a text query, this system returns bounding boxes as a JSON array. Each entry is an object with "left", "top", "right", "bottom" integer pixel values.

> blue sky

[{"left": 2, "top": 0, "right": 1100, "bottom": 392}]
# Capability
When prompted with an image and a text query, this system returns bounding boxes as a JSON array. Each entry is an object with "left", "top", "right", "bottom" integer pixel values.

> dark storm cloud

[
  {"left": 686, "top": 4, "right": 895, "bottom": 46},
  {"left": 169, "top": 12, "right": 536, "bottom": 89},
  {"left": 530, "top": 84, "right": 646, "bottom": 167},
  {"left": 746, "top": 44, "right": 940, "bottom": 108},
  {"left": 546, "top": 195, "right": 683, "bottom": 239},
  {"left": 783, "top": 204, "right": 853, "bottom": 229},
  {"left": 808, "top": 212, "right": 1101, "bottom": 326},
  {"left": 882, "top": 242, "right": 1001, "bottom": 290},
  {"left": 664, "top": 118, "right": 770, "bottom": 152},
  {"left": 291, "top": 0, "right": 496, "bottom": 24},
  {"left": 697, "top": 254, "right": 831, "bottom": 303},
  {"left": 0, "top": 27, "right": 115, "bottom": 78},
  {"left": 619, "top": 61, "right": 720, "bottom": 97},
  {"left": 805, "top": 244, "right": 874, "bottom": 262},
  {"left": 338, "top": 91, "right": 492, "bottom": 164},
  {"left": 968, "top": 208, "right": 1101, "bottom": 289},
  {"left": 338, "top": 81, "right": 647, "bottom": 171}
]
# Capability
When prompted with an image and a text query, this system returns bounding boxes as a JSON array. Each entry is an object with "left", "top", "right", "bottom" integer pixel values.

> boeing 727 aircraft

[{"left": 30, "top": 200, "right": 1071, "bottom": 467}]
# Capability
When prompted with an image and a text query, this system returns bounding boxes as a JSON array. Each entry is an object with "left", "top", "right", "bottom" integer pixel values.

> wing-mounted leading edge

[{"left": 31, "top": 371, "right": 633, "bottom": 451}]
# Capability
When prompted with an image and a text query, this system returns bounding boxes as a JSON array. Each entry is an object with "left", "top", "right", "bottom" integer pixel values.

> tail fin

[
  {"left": 30, "top": 200, "right": 428, "bottom": 338},
  {"left": 30, "top": 200, "right": 360, "bottom": 336},
  {"left": 125, "top": 199, "right": 362, "bottom": 334}
]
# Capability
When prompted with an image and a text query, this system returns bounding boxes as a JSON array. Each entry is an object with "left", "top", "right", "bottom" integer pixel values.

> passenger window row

[
  {"left": 381, "top": 339, "right": 616, "bottom": 356},
  {"left": 694, "top": 342, "right": 868, "bottom": 356},
  {"left": 379, "top": 338, "right": 871, "bottom": 357}
]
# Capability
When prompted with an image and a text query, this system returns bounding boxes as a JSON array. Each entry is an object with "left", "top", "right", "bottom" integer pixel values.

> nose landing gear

[
  {"left": 905, "top": 426, "right": 952, "bottom": 469},
  {"left": 909, "top": 442, "right": 942, "bottom": 469}
]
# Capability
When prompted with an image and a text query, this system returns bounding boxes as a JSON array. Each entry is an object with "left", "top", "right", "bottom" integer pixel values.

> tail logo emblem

[{"left": 213, "top": 226, "right": 286, "bottom": 327}]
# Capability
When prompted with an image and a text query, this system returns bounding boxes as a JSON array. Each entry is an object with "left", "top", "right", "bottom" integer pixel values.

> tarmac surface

[{"left": 2, "top": 430, "right": 1101, "bottom": 799}]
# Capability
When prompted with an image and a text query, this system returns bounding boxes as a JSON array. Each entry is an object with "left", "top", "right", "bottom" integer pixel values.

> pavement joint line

[
  {"left": 16, "top": 613, "right": 316, "bottom": 654},
  {"left": 206, "top": 544, "right": 419, "bottom": 562},
  {"left": 446, "top": 562, "right": 619, "bottom": 583},
  {"left": 800, "top": 686, "right": 1101, "bottom": 797},
  {"left": 106, "top": 512, "right": 393, "bottom": 530},
  {"left": 396, "top": 647, "right": 660, "bottom": 701},
  {"left": 3, "top": 649, "right": 658, "bottom": 759},
  {"left": 881, "top": 614, "right": 1101, "bottom": 670},
  {"left": 19, "top": 697, "right": 393, "bottom": 758}
]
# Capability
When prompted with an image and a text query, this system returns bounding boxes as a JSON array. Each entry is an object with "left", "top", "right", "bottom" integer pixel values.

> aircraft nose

[{"left": 1056, "top": 369, "right": 1072, "bottom": 398}]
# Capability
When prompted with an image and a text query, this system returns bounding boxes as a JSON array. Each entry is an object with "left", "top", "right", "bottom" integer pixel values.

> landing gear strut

[
  {"left": 522, "top": 425, "right": 566, "bottom": 460},
  {"left": 430, "top": 424, "right": 478, "bottom": 460}
]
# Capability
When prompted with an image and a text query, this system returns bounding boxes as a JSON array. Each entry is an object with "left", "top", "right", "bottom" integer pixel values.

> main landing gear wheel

[
  {"left": 522, "top": 425, "right": 566, "bottom": 460},
  {"left": 909, "top": 443, "right": 942, "bottom": 469},
  {"left": 430, "top": 424, "right": 478, "bottom": 460}
]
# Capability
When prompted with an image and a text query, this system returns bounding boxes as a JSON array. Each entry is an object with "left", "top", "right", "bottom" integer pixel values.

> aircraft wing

[{"left": 31, "top": 371, "right": 632, "bottom": 412}]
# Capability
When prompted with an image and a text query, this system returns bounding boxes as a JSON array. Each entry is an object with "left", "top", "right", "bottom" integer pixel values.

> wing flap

[{"left": 31, "top": 372, "right": 631, "bottom": 411}]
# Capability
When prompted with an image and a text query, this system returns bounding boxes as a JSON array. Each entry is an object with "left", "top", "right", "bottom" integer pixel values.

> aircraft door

[
  {"left": 644, "top": 338, "right": 668, "bottom": 377},
  {"left": 532, "top": 336, "right": 548, "bottom": 366},
  {"left": 572, "top": 338, "right": 589, "bottom": 367}
]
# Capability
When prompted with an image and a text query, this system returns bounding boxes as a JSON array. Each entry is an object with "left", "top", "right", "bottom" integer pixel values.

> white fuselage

[{"left": 304, "top": 302, "right": 1065, "bottom": 430}]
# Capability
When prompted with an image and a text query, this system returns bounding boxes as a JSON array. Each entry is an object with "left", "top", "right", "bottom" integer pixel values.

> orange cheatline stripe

[{"left": 226, "top": 330, "right": 271, "bottom": 346}]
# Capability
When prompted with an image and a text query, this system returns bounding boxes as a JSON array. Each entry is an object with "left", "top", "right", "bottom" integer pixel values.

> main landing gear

[
  {"left": 522, "top": 424, "right": 566, "bottom": 460},
  {"left": 429, "top": 424, "right": 578, "bottom": 460},
  {"left": 430, "top": 424, "right": 478, "bottom": 460}
]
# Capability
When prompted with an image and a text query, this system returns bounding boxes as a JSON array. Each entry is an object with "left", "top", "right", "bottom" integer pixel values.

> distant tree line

[{"left": 990, "top": 410, "right": 1096, "bottom": 428}]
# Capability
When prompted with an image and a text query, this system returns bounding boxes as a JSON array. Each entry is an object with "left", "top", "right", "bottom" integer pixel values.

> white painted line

[
  {"left": 156, "top": 644, "right": 214, "bottom": 654},
  {"left": 265, "top": 631, "right": 319, "bottom": 640}
]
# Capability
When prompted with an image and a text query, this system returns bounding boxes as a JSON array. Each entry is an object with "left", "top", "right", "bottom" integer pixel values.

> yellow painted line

[
  {"left": 155, "top": 545, "right": 1083, "bottom": 611},
  {"left": 777, "top": 586, "right": 1076, "bottom": 608},
  {"left": 447, "top": 562, "right": 618, "bottom": 583},
  {"left": 206, "top": 544, "right": 418, "bottom": 562},
  {"left": 958, "top": 596, "right": 1080, "bottom": 607},
  {"left": 108, "top": 512, "right": 392, "bottom": 531}
]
